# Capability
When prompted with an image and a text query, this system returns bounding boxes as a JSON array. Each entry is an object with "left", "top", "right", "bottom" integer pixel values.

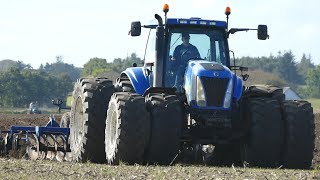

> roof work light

[
  {"left": 225, "top": 6, "right": 231, "bottom": 16},
  {"left": 163, "top": 4, "right": 169, "bottom": 13}
]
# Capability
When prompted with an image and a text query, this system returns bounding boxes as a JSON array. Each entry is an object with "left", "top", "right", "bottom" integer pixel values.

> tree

[
  {"left": 82, "top": 57, "right": 112, "bottom": 77},
  {"left": 43, "top": 61, "right": 81, "bottom": 81},
  {"left": 111, "top": 53, "right": 143, "bottom": 73},
  {"left": 274, "top": 51, "right": 303, "bottom": 85},
  {"left": 304, "top": 65, "right": 320, "bottom": 98},
  {"left": 0, "top": 68, "right": 73, "bottom": 107},
  {"left": 81, "top": 53, "right": 144, "bottom": 77},
  {"left": 297, "top": 54, "right": 315, "bottom": 83},
  {"left": 0, "top": 59, "right": 32, "bottom": 72}
]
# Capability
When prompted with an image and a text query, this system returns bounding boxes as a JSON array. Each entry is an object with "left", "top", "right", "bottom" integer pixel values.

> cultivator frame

[{"left": 0, "top": 115, "right": 71, "bottom": 161}]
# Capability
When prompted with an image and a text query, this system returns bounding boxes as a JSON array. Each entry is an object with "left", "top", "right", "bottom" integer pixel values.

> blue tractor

[{"left": 68, "top": 5, "right": 315, "bottom": 168}]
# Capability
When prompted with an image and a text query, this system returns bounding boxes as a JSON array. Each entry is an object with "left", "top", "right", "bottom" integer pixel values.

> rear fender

[{"left": 122, "top": 67, "right": 150, "bottom": 95}]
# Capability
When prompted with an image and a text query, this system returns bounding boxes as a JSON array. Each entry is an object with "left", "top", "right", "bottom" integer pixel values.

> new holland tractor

[{"left": 68, "top": 5, "right": 315, "bottom": 168}]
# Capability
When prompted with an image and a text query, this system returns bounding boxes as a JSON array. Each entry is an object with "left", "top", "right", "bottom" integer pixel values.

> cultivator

[{"left": 0, "top": 116, "right": 71, "bottom": 161}]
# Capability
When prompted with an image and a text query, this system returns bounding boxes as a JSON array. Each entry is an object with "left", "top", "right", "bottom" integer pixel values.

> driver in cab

[
  {"left": 172, "top": 33, "right": 200, "bottom": 64},
  {"left": 171, "top": 33, "right": 200, "bottom": 89}
]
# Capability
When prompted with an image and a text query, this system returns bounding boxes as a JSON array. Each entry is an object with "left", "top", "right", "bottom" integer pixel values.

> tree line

[
  {"left": 236, "top": 51, "right": 319, "bottom": 98},
  {"left": 0, "top": 51, "right": 319, "bottom": 108},
  {"left": 0, "top": 54, "right": 143, "bottom": 108}
]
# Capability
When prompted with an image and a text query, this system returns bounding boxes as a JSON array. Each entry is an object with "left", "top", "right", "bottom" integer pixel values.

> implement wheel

[
  {"left": 70, "top": 77, "right": 114, "bottom": 163},
  {"left": 105, "top": 92, "right": 149, "bottom": 164}
]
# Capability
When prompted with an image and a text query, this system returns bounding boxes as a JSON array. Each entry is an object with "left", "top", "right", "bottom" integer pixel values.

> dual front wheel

[
  {"left": 104, "top": 92, "right": 183, "bottom": 165},
  {"left": 69, "top": 78, "right": 183, "bottom": 165}
]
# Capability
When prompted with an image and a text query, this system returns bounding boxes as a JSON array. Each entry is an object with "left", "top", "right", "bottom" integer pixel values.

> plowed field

[
  {"left": 1, "top": 113, "right": 320, "bottom": 166},
  {"left": 0, "top": 114, "right": 62, "bottom": 130},
  {"left": 0, "top": 113, "right": 319, "bottom": 179}
]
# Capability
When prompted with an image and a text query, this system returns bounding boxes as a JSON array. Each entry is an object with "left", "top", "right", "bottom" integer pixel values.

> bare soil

[
  {"left": 0, "top": 114, "right": 62, "bottom": 130},
  {"left": 0, "top": 113, "right": 319, "bottom": 179},
  {"left": 0, "top": 158, "right": 319, "bottom": 180},
  {"left": 313, "top": 113, "right": 320, "bottom": 167}
]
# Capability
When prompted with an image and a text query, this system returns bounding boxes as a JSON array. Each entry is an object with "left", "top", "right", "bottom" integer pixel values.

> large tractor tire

[
  {"left": 105, "top": 92, "right": 150, "bottom": 165},
  {"left": 145, "top": 93, "right": 184, "bottom": 165},
  {"left": 115, "top": 75, "right": 134, "bottom": 92},
  {"left": 244, "top": 85, "right": 285, "bottom": 103},
  {"left": 60, "top": 112, "right": 70, "bottom": 128},
  {"left": 282, "top": 100, "right": 315, "bottom": 169},
  {"left": 211, "top": 144, "right": 242, "bottom": 166},
  {"left": 70, "top": 77, "right": 114, "bottom": 163},
  {"left": 241, "top": 97, "right": 283, "bottom": 168}
]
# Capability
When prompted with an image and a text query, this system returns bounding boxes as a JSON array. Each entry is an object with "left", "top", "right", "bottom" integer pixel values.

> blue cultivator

[{"left": 0, "top": 115, "right": 71, "bottom": 161}]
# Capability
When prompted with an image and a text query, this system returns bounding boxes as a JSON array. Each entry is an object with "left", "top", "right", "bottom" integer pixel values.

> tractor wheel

[
  {"left": 145, "top": 93, "right": 184, "bottom": 165},
  {"left": 244, "top": 85, "right": 285, "bottom": 103},
  {"left": 241, "top": 97, "right": 283, "bottom": 168},
  {"left": 60, "top": 112, "right": 70, "bottom": 128},
  {"left": 211, "top": 144, "right": 242, "bottom": 166},
  {"left": 115, "top": 76, "right": 134, "bottom": 92},
  {"left": 282, "top": 100, "right": 315, "bottom": 169},
  {"left": 70, "top": 77, "right": 114, "bottom": 163},
  {"left": 105, "top": 92, "right": 149, "bottom": 165}
]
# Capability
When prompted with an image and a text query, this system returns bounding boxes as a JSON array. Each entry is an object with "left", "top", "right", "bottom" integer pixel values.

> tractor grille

[{"left": 200, "top": 77, "right": 229, "bottom": 107}]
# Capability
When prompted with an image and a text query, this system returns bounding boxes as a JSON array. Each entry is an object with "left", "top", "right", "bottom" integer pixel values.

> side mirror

[
  {"left": 130, "top": 21, "right": 141, "bottom": 36},
  {"left": 257, "top": 25, "right": 269, "bottom": 40}
]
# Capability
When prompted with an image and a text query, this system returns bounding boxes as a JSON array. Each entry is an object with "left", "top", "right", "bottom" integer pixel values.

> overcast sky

[{"left": 0, "top": 0, "right": 319, "bottom": 68}]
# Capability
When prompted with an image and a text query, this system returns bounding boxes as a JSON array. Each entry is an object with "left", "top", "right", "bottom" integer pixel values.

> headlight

[
  {"left": 196, "top": 76, "right": 206, "bottom": 107},
  {"left": 223, "top": 79, "right": 233, "bottom": 108}
]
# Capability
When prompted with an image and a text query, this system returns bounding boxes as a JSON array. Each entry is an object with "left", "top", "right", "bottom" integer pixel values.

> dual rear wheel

[{"left": 240, "top": 97, "right": 315, "bottom": 169}]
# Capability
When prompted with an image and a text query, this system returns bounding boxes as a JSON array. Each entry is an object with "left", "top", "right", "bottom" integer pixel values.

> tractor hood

[{"left": 184, "top": 60, "right": 242, "bottom": 110}]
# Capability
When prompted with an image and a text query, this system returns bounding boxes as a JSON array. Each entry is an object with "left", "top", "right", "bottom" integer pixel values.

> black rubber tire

[
  {"left": 282, "top": 100, "right": 315, "bottom": 169},
  {"left": 212, "top": 144, "right": 242, "bottom": 166},
  {"left": 244, "top": 85, "right": 285, "bottom": 103},
  {"left": 70, "top": 77, "right": 114, "bottom": 163},
  {"left": 145, "top": 93, "right": 184, "bottom": 165},
  {"left": 241, "top": 97, "right": 283, "bottom": 168},
  {"left": 115, "top": 76, "right": 134, "bottom": 92},
  {"left": 104, "top": 92, "right": 150, "bottom": 165},
  {"left": 60, "top": 112, "right": 70, "bottom": 128}
]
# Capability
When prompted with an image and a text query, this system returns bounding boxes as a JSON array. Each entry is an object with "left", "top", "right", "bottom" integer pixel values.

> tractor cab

[
  {"left": 163, "top": 18, "right": 230, "bottom": 89},
  {"left": 131, "top": 16, "right": 230, "bottom": 91},
  {"left": 128, "top": 4, "right": 270, "bottom": 111}
]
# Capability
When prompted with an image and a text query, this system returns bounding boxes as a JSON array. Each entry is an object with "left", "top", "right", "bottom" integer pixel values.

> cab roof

[{"left": 167, "top": 18, "right": 227, "bottom": 28}]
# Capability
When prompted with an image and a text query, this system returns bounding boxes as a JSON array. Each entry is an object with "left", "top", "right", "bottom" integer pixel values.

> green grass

[
  {"left": 306, "top": 98, "right": 320, "bottom": 113},
  {"left": 66, "top": 96, "right": 73, "bottom": 107}
]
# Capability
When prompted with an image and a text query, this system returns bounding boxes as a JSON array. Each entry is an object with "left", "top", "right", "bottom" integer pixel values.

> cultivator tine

[
  {"left": 10, "top": 133, "right": 28, "bottom": 158},
  {"left": 44, "top": 134, "right": 56, "bottom": 160},
  {"left": 55, "top": 135, "right": 67, "bottom": 162},
  {"left": 26, "top": 134, "right": 39, "bottom": 160},
  {"left": 0, "top": 133, "right": 9, "bottom": 154},
  {"left": 38, "top": 135, "right": 47, "bottom": 160}
]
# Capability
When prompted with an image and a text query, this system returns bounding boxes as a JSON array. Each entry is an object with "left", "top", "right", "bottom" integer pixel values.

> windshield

[{"left": 164, "top": 28, "right": 228, "bottom": 88}]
